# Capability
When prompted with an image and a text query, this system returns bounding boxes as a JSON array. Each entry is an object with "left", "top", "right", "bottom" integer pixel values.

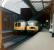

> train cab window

[
  {"left": 17, "top": 22, "right": 21, "bottom": 27},
  {"left": 15, "top": 23, "right": 17, "bottom": 27},
  {"left": 27, "top": 20, "right": 39, "bottom": 26},
  {"left": 27, "top": 21, "right": 35, "bottom": 26}
]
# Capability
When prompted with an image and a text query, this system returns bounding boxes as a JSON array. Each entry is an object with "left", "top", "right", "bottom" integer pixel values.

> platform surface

[{"left": 13, "top": 31, "right": 54, "bottom": 50}]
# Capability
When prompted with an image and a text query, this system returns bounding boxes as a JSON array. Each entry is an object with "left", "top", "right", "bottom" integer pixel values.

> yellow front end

[
  {"left": 14, "top": 26, "right": 25, "bottom": 30},
  {"left": 14, "top": 20, "right": 39, "bottom": 32}
]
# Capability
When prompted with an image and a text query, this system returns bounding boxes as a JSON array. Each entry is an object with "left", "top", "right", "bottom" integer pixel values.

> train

[
  {"left": 14, "top": 20, "right": 41, "bottom": 35},
  {"left": 13, "top": 8, "right": 42, "bottom": 35}
]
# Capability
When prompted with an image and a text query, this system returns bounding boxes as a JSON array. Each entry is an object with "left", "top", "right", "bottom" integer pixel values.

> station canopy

[{"left": 2, "top": 0, "right": 51, "bottom": 14}]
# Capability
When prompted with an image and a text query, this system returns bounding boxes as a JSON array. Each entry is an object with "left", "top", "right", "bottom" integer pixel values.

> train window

[
  {"left": 15, "top": 23, "right": 17, "bottom": 27},
  {"left": 27, "top": 20, "right": 38, "bottom": 26},
  {"left": 27, "top": 21, "right": 34, "bottom": 26},
  {"left": 21, "top": 22, "right": 26, "bottom": 26},
  {"left": 17, "top": 22, "right": 21, "bottom": 27}
]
